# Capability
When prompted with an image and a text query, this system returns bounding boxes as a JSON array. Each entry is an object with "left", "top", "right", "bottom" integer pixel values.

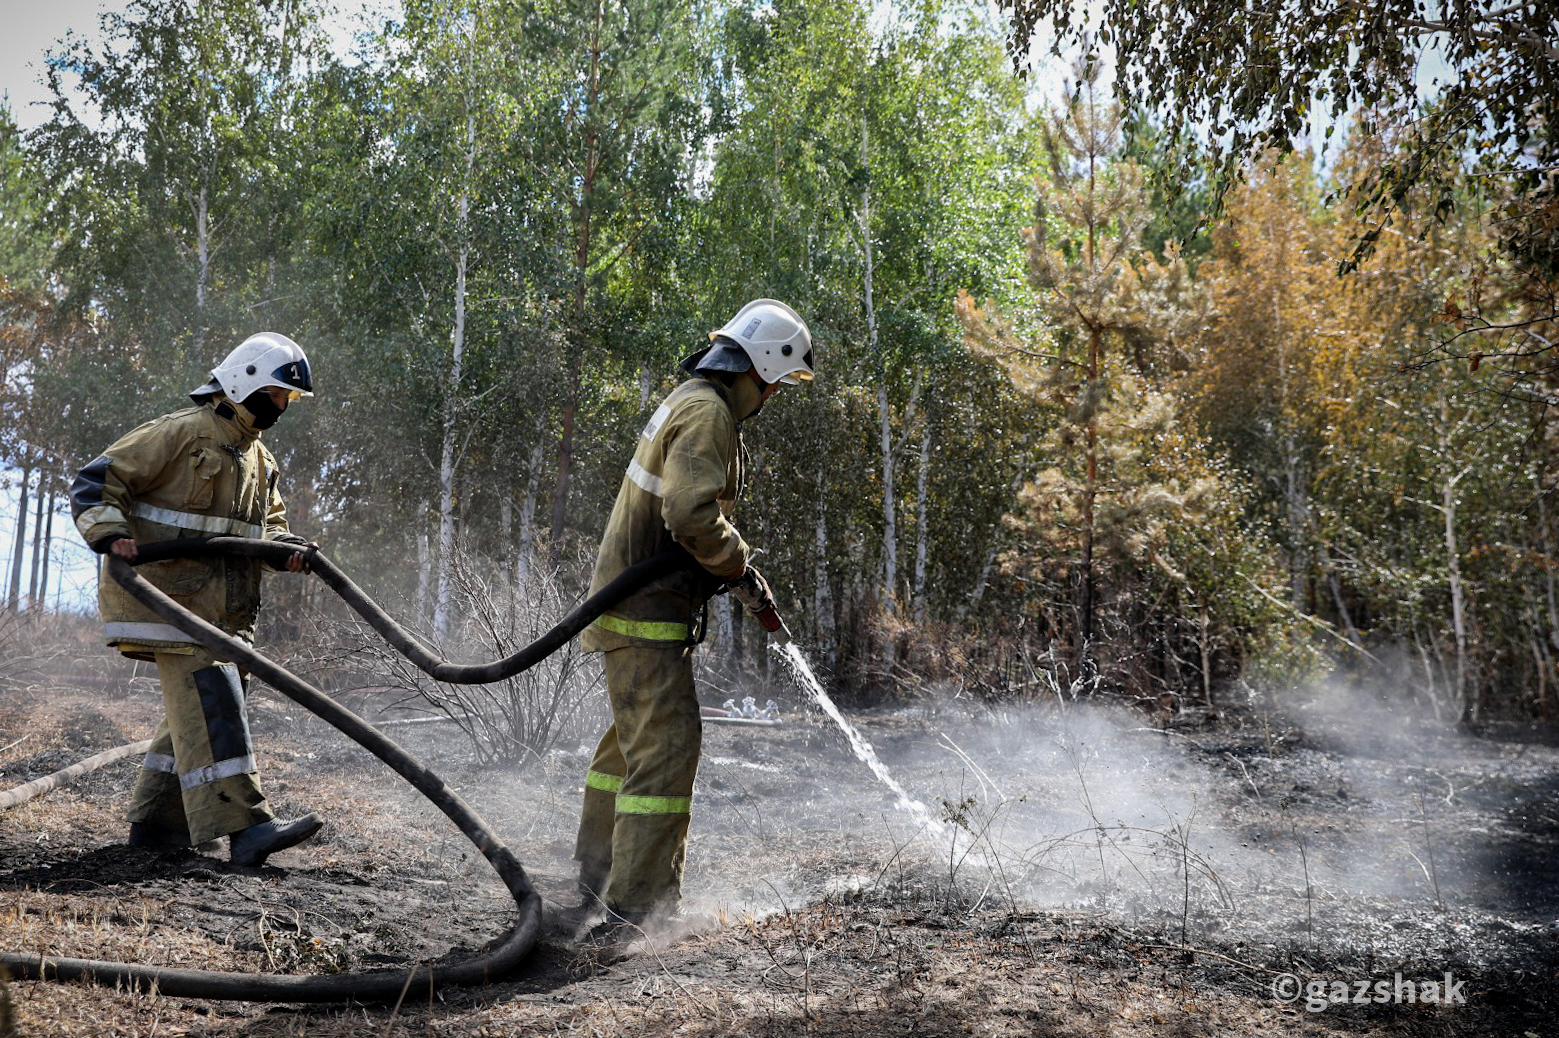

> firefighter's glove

[
  {"left": 728, "top": 566, "right": 775, "bottom": 615},
  {"left": 285, "top": 542, "right": 321, "bottom": 574},
  {"left": 728, "top": 566, "right": 789, "bottom": 641}
]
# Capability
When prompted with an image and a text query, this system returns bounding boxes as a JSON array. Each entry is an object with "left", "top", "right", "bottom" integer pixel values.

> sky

[
  {"left": 1, "top": 0, "right": 396, "bottom": 131},
  {"left": 1, "top": 1, "right": 131, "bottom": 130}
]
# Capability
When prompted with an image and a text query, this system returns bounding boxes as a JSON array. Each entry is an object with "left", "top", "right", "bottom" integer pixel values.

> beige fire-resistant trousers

[
  {"left": 125, "top": 647, "right": 274, "bottom": 845},
  {"left": 574, "top": 644, "right": 701, "bottom": 915}
]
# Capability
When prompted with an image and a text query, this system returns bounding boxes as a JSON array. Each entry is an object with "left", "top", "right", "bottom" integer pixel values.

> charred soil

[{"left": 2, "top": 643, "right": 1558, "bottom": 1037}]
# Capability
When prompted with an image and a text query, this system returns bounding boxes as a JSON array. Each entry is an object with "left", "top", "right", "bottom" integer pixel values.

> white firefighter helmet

[
  {"left": 191, "top": 333, "right": 314, "bottom": 402},
  {"left": 709, "top": 299, "right": 814, "bottom": 385}
]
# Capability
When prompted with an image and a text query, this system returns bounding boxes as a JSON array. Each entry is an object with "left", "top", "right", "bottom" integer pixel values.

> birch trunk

[
  {"left": 434, "top": 104, "right": 477, "bottom": 637},
  {"left": 813, "top": 484, "right": 834, "bottom": 651},
  {"left": 194, "top": 182, "right": 209, "bottom": 361},
  {"left": 549, "top": 0, "right": 605, "bottom": 563},
  {"left": 27, "top": 478, "right": 45, "bottom": 609},
  {"left": 912, "top": 430, "right": 930, "bottom": 625},
  {"left": 860, "top": 138, "right": 893, "bottom": 614},
  {"left": 415, "top": 517, "right": 431, "bottom": 624},
  {"left": 40, "top": 488, "right": 55, "bottom": 612},
  {"left": 1443, "top": 466, "right": 1470, "bottom": 720},
  {"left": 500, "top": 494, "right": 514, "bottom": 626},
  {"left": 1539, "top": 465, "right": 1559, "bottom": 652},
  {"left": 517, "top": 436, "right": 545, "bottom": 600},
  {"left": 1432, "top": 383, "right": 1472, "bottom": 721},
  {"left": 7, "top": 467, "right": 30, "bottom": 611}
]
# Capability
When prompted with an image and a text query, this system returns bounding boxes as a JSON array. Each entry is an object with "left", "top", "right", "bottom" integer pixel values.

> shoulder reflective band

[
  {"left": 626, "top": 459, "right": 663, "bottom": 497},
  {"left": 591, "top": 614, "right": 689, "bottom": 642},
  {"left": 134, "top": 502, "right": 264, "bottom": 539},
  {"left": 585, "top": 769, "right": 624, "bottom": 794},
  {"left": 615, "top": 794, "right": 692, "bottom": 815},
  {"left": 640, "top": 403, "right": 671, "bottom": 442}
]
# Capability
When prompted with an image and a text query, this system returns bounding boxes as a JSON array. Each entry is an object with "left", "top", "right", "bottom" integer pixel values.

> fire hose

[{"left": 0, "top": 537, "right": 697, "bottom": 1003}]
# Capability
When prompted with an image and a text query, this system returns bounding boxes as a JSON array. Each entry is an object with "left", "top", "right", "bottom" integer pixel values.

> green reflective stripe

[
  {"left": 585, "top": 770, "right": 624, "bottom": 794},
  {"left": 615, "top": 794, "right": 692, "bottom": 815},
  {"left": 591, "top": 614, "right": 689, "bottom": 642}
]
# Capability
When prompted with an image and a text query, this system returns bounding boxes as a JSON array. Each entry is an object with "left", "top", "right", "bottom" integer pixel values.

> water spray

[{"left": 769, "top": 639, "right": 957, "bottom": 848}]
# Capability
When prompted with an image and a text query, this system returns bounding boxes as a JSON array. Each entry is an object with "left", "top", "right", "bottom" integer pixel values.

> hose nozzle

[
  {"left": 754, "top": 604, "right": 792, "bottom": 645},
  {"left": 729, "top": 565, "right": 792, "bottom": 644}
]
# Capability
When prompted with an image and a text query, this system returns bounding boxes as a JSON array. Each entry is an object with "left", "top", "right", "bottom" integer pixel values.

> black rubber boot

[
  {"left": 578, "top": 908, "right": 646, "bottom": 961},
  {"left": 127, "top": 822, "right": 192, "bottom": 850},
  {"left": 229, "top": 813, "right": 324, "bottom": 867}
]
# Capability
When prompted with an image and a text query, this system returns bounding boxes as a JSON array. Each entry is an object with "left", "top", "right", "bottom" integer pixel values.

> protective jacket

[
  {"left": 581, "top": 375, "right": 762, "bottom": 651},
  {"left": 70, "top": 396, "right": 305, "bottom": 656}
]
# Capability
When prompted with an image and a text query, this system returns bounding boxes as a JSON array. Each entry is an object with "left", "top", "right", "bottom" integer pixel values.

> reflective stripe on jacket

[
  {"left": 581, "top": 375, "right": 761, "bottom": 650},
  {"left": 70, "top": 398, "right": 302, "bottom": 654}
]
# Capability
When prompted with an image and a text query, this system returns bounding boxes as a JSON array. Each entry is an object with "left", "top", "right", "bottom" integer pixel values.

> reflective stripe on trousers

[
  {"left": 125, "top": 649, "right": 273, "bottom": 843},
  {"left": 573, "top": 644, "right": 700, "bottom": 914}
]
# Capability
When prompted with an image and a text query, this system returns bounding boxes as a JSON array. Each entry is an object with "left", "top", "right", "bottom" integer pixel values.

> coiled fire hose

[{"left": 0, "top": 537, "right": 695, "bottom": 1002}]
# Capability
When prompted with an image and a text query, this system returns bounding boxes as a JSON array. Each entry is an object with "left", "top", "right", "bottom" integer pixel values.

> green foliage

[
  {"left": 5, "top": 0, "right": 1554, "bottom": 719},
  {"left": 33, "top": 0, "right": 335, "bottom": 391},
  {"left": 0, "top": 104, "right": 50, "bottom": 292},
  {"left": 997, "top": 0, "right": 1557, "bottom": 236}
]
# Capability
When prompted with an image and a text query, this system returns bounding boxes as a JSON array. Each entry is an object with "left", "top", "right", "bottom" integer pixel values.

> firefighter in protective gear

[
  {"left": 573, "top": 298, "right": 813, "bottom": 928},
  {"left": 70, "top": 332, "right": 324, "bottom": 867}
]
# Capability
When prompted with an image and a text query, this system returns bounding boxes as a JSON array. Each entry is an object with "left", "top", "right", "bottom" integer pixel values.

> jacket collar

[
  {"left": 698, "top": 372, "right": 763, "bottom": 424},
  {"left": 209, "top": 396, "right": 263, "bottom": 444}
]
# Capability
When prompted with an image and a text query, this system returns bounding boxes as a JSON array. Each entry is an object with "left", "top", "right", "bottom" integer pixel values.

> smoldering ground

[
  {"left": 329, "top": 640, "right": 1559, "bottom": 983},
  {"left": 6, "top": 625, "right": 1559, "bottom": 1035}
]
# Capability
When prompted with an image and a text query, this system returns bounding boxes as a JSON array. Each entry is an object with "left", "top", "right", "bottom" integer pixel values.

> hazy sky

[
  {"left": 1, "top": 1, "right": 132, "bottom": 130},
  {"left": 2, "top": 0, "right": 395, "bottom": 132}
]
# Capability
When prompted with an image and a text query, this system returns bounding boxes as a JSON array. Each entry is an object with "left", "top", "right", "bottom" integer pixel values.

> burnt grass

[{"left": 2, "top": 645, "right": 1559, "bottom": 1037}]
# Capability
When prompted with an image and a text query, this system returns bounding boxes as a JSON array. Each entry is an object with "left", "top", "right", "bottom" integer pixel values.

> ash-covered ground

[{"left": 2, "top": 647, "right": 1557, "bottom": 1036}]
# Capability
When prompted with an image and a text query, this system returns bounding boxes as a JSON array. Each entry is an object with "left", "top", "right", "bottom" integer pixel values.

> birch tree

[{"left": 34, "top": 0, "right": 329, "bottom": 384}]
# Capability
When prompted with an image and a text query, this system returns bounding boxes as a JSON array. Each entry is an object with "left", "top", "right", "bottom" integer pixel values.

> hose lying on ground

[
  {"left": 0, "top": 539, "right": 694, "bottom": 1003},
  {"left": 0, "top": 740, "right": 153, "bottom": 810}
]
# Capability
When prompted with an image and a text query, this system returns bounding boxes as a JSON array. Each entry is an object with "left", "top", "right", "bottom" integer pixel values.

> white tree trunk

[
  {"left": 27, "top": 478, "right": 45, "bottom": 609},
  {"left": 434, "top": 108, "right": 477, "bottom": 637},
  {"left": 912, "top": 429, "right": 931, "bottom": 625},
  {"left": 195, "top": 182, "right": 209, "bottom": 360},
  {"left": 1431, "top": 384, "right": 1472, "bottom": 720},
  {"left": 858, "top": 119, "right": 895, "bottom": 618},
  {"left": 500, "top": 493, "right": 514, "bottom": 625},
  {"left": 813, "top": 484, "right": 834, "bottom": 650},
  {"left": 517, "top": 436, "right": 545, "bottom": 599},
  {"left": 1443, "top": 467, "right": 1469, "bottom": 718},
  {"left": 416, "top": 515, "right": 431, "bottom": 624},
  {"left": 7, "top": 467, "right": 30, "bottom": 611},
  {"left": 1539, "top": 465, "right": 1559, "bottom": 652}
]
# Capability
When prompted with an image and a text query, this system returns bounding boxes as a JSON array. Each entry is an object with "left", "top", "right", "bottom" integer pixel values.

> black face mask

[{"left": 240, "top": 390, "right": 285, "bottom": 430}]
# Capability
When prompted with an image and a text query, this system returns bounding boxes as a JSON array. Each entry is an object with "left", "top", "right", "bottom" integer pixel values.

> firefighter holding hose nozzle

[
  {"left": 572, "top": 299, "right": 814, "bottom": 947},
  {"left": 69, "top": 333, "right": 325, "bottom": 868}
]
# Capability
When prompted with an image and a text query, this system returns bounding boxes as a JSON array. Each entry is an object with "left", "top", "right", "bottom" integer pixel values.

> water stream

[{"left": 774, "top": 642, "right": 955, "bottom": 845}]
